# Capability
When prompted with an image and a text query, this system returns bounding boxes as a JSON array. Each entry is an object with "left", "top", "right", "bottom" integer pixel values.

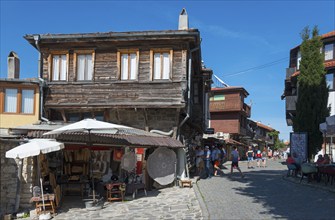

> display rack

[{"left": 106, "top": 183, "right": 124, "bottom": 202}]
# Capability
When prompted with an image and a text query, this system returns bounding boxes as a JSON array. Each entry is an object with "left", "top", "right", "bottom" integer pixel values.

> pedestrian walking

[
  {"left": 246, "top": 146, "right": 254, "bottom": 169},
  {"left": 203, "top": 146, "right": 212, "bottom": 179},
  {"left": 255, "top": 149, "right": 262, "bottom": 168},
  {"left": 195, "top": 146, "right": 204, "bottom": 176},
  {"left": 230, "top": 146, "right": 244, "bottom": 178},
  {"left": 261, "top": 148, "right": 267, "bottom": 168}
]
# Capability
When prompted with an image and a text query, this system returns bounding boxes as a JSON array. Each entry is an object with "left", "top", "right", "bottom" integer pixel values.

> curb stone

[
  {"left": 193, "top": 181, "right": 209, "bottom": 220},
  {"left": 282, "top": 175, "right": 335, "bottom": 193}
]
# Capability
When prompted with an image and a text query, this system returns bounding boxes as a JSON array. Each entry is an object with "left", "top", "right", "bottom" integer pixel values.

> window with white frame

[
  {"left": 77, "top": 54, "right": 93, "bottom": 80},
  {"left": 120, "top": 52, "right": 138, "bottom": 80},
  {"left": 297, "top": 50, "right": 301, "bottom": 70},
  {"left": 151, "top": 50, "right": 172, "bottom": 80},
  {"left": 21, "top": 89, "right": 34, "bottom": 113},
  {"left": 325, "top": 44, "right": 334, "bottom": 61},
  {"left": 4, "top": 88, "right": 17, "bottom": 113},
  {"left": 52, "top": 54, "right": 67, "bottom": 81}
]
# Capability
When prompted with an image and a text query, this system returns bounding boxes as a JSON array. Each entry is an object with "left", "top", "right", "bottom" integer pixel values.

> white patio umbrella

[
  {"left": 43, "top": 118, "right": 131, "bottom": 136},
  {"left": 6, "top": 139, "right": 64, "bottom": 219},
  {"left": 43, "top": 118, "right": 132, "bottom": 202},
  {"left": 6, "top": 139, "right": 64, "bottom": 159}
]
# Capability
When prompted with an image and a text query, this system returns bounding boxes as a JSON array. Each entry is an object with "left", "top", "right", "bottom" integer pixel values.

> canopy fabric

[
  {"left": 320, "top": 115, "right": 335, "bottom": 136},
  {"left": 5, "top": 139, "right": 64, "bottom": 159},
  {"left": 43, "top": 118, "right": 131, "bottom": 135},
  {"left": 42, "top": 118, "right": 184, "bottom": 148}
]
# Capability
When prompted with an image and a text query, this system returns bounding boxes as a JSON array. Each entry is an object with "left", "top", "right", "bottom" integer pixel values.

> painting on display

[{"left": 290, "top": 132, "right": 308, "bottom": 162}]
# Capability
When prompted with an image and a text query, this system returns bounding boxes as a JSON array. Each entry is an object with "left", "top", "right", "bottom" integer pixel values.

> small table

[{"left": 30, "top": 194, "right": 56, "bottom": 214}]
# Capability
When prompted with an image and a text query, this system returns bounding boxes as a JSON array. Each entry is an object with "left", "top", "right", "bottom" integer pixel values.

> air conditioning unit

[{"left": 216, "top": 132, "right": 224, "bottom": 138}]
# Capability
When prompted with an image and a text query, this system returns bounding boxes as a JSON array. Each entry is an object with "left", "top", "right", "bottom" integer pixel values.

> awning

[
  {"left": 26, "top": 130, "right": 184, "bottom": 148},
  {"left": 225, "top": 139, "right": 247, "bottom": 147}
]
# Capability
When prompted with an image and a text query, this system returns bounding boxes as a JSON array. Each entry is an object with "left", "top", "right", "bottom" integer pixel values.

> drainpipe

[
  {"left": 178, "top": 46, "right": 200, "bottom": 135},
  {"left": 150, "top": 129, "right": 174, "bottom": 136},
  {"left": 177, "top": 46, "right": 199, "bottom": 180},
  {"left": 34, "top": 35, "right": 50, "bottom": 123}
]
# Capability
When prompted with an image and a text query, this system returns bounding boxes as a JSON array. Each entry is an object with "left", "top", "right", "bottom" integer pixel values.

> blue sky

[{"left": 1, "top": 1, "right": 334, "bottom": 141}]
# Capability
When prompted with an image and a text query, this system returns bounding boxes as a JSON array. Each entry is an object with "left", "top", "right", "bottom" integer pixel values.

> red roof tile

[
  {"left": 325, "top": 60, "right": 335, "bottom": 68},
  {"left": 290, "top": 60, "right": 335, "bottom": 78},
  {"left": 321, "top": 31, "right": 335, "bottom": 39}
]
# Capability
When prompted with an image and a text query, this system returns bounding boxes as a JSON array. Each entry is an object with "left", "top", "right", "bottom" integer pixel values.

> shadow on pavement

[{"left": 229, "top": 165, "right": 335, "bottom": 219}]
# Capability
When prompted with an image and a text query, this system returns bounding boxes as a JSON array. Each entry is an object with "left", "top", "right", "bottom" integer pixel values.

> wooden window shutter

[
  {"left": 92, "top": 51, "right": 95, "bottom": 81},
  {"left": 48, "top": 54, "right": 52, "bottom": 81},
  {"left": 136, "top": 50, "right": 140, "bottom": 80},
  {"left": 169, "top": 50, "right": 173, "bottom": 81},
  {"left": 149, "top": 50, "right": 153, "bottom": 81},
  {"left": 73, "top": 52, "right": 77, "bottom": 81},
  {"left": 117, "top": 51, "right": 121, "bottom": 80}
]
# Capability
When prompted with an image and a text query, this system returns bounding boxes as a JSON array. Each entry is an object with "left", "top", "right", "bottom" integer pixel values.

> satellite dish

[
  {"left": 147, "top": 147, "right": 176, "bottom": 185},
  {"left": 121, "top": 152, "right": 136, "bottom": 172}
]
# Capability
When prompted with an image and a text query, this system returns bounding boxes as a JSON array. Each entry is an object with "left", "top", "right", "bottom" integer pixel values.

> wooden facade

[
  {"left": 209, "top": 87, "right": 251, "bottom": 139},
  {"left": 24, "top": 30, "right": 212, "bottom": 143}
]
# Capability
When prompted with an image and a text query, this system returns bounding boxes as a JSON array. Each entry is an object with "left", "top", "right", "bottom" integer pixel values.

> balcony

[
  {"left": 242, "top": 103, "right": 251, "bottom": 117},
  {"left": 285, "top": 95, "right": 297, "bottom": 111},
  {"left": 286, "top": 67, "right": 296, "bottom": 79},
  {"left": 209, "top": 100, "right": 242, "bottom": 112}
]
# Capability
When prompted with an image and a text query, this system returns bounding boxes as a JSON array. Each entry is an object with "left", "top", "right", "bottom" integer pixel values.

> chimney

[
  {"left": 178, "top": 8, "right": 189, "bottom": 30},
  {"left": 7, "top": 51, "right": 20, "bottom": 79}
]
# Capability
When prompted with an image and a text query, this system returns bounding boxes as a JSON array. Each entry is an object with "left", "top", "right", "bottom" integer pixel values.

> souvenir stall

[{"left": 41, "top": 119, "right": 184, "bottom": 209}]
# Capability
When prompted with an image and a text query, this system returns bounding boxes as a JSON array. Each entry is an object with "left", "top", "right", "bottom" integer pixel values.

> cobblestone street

[
  {"left": 195, "top": 159, "right": 335, "bottom": 220},
  {"left": 27, "top": 159, "right": 335, "bottom": 220}
]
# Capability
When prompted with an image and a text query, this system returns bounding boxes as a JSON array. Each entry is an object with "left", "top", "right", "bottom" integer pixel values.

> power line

[{"left": 222, "top": 57, "right": 289, "bottom": 77}]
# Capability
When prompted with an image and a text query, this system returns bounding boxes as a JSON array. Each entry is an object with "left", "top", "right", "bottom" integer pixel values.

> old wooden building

[
  {"left": 24, "top": 32, "right": 211, "bottom": 143},
  {"left": 23, "top": 12, "right": 212, "bottom": 168}
]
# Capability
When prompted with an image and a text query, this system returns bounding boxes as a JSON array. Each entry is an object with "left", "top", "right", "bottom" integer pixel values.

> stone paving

[
  {"left": 195, "top": 159, "right": 335, "bottom": 220},
  {"left": 27, "top": 159, "right": 335, "bottom": 220},
  {"left": 51, "top": 186, "right": 202, "bottom": 220}
]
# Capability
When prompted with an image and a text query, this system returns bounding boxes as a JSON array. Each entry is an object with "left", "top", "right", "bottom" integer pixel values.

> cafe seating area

[{"left": 286, "top": 161, "right": 335, "bottom": 188}]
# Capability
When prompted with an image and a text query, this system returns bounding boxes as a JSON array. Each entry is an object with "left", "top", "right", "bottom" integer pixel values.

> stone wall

[{"left": 0, "top": 140, "right": 35, "bottom": 216}]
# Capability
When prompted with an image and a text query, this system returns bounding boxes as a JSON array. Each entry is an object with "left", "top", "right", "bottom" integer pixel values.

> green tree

[
  {"left": 293, "top": 26, "right": 329, "bottom": 159},
  {"left": 268, "top": 130, "right": 285, "bottom": 150}
]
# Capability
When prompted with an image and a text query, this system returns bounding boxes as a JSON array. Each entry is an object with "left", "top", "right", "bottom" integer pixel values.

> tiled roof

[
  {"left": 292, "top": 71, "right": 300, "bottom": 77},
  {"left": 256, "top": 122, "right": 274, "bottom": 132},
  {"left": 27, "top": 130, "right": 185, "bottom": 148},
  {"left": 321, "top": 31, "right": 335, "bottom": 39},
  {"left": 211, "top": 86, "right": 249, "bottom": 96},
  {"left": 290, "top": 30, "right": 335, "bottom": 51},
  {"left": 290, "top": 60, "right": 335, "bottom": 78},
  {"left": 224, "top": 138, "right": 247, "bottom": 147},
  {"left": 325, "top": 60, "right": 335, "bottom": 68}
]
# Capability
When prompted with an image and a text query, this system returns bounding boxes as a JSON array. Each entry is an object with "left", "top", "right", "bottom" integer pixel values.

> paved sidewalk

[
  {"left": 27, "top": 159, "right": 335, "bottom": 220},
  {"left": 195, "top": 159, "right": 335, "bottom": 220}
]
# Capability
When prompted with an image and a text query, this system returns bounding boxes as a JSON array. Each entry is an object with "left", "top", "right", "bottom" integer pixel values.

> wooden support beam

[{"left": 60, "top": 110, "right": 67, "bottom": 122}]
